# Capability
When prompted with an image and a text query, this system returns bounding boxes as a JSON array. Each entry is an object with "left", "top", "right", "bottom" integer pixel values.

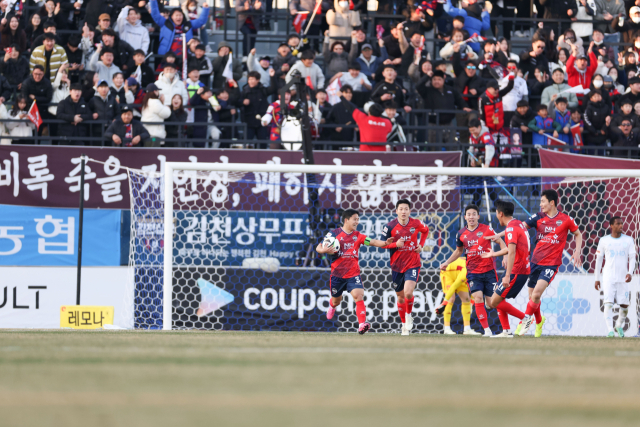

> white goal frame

[{"left": 162, "top": 163, "right": 640, "bottom": 330}]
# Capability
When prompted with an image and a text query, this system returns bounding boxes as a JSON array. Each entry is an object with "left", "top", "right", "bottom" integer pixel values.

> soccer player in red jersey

[
  {"left": 481, "top": 201, "right": 528, "bottom": 338},
  {"left": 485, "top": 189, "right": 582, "bottom": 337},
  {"left": 316, "top": 209, "right": 394, "bottom": 334},
  {"left": 381, "top": 199, "right": 430, "bottom": 335},
  {"left": 439, "top": 204, "right": 507, "bottom": 336}
]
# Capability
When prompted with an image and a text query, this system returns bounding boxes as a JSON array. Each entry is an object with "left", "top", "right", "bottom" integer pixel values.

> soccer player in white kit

[{"left": 594, "top": 216, "right": 636, "bottom": 338}]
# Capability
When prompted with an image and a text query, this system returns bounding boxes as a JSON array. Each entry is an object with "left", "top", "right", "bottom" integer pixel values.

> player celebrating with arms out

[
  {"left": 594, "top": 216, "right": 636, "bottom": 338},
  {"left": 316, "top": 209, "right": 395, "bottom": 335},
  {"left": 485, "top": 189, "right": 582, "bottom": 337},
  {"left": 380, "top": 199, "right": 430, "bottom": 336},
  {"left": 481, "top": 201, "right": 528, "bottom": 338},
  {"left": 438, "top": 204, "right": 507, "bottom": 337}
]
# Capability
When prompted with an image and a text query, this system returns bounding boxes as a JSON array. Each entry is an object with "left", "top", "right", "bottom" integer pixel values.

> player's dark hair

[
  {"left": 541, "top": 189, "right": 558, "bottom": 207},
  {"left": 495, "top": 200, "right": 515, "bottom": 217},
  {"left": 468, "top": 118, "right": 482, "bottom": 128},
  {"left": 396, "top": 199, "right": 411, "bottom": 209},
  {"left": 609, "top": 215, "right": 622, "bottom": 226},
  {"left": 464, "top": 204, "right": 479, "bottom": 215},
  {"left": 342, "top": 209, "right": 359, "bottom": 223}
]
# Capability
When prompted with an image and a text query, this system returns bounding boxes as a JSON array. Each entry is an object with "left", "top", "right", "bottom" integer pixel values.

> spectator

[
  {"left": 110, "top": 72, "right": 134, "bottom": 104},
  {"left": 399, "top": 30, "right": 430, "bottom": 77},
  {"left": 25, "top": 13, "right": 43, "bottom": 54},
  {"left": 0, "top": 14, "right": 26, "bottom": 53},
  {"left": 382, "top": 21, "right": 403, "bottom": 61},
  {"left": 607, "top": 68, "right": 624, "bottom": 93},
  {"left": 371, "top": 65, "right": 410, "bottom": 112},
  {"left": 349, "top": 26, "right": 379, "bottom": 59},
  {"left": 610, "top": 99, "right": 639, "bottom": 130},
  {"left": 323, "top": 34, "right": 349, "bottom": 81},
  {"left": 126, "top": 77, "right": 144, "bottom": 113},
  {"left": 345, "top": 101, "right": 392, "bottom": 151},
  {"left": 527, "top": 67, "right": 552, "bottom": 110},
  {"left": 39, "top": 0, "right": 67, "bottom": 32},
  {"left": 383, "top": 100, "right": 408, "bottom": 147},
  {"left": 548, "top": 96, "right": 572, "bottom": 144},
  {"left": 31, "top": 20, "right": 63, "bottom": 50},
  {"left": 0, "top": 44, "right": 29, "bottom": 96},
  {"left": 6, "top": 95, "right": 34, "bottom": 144},
  {"left": 583, "top": 89, "right": 611, "bottom": 153},
  {"left": 154, "top": 62, "right": 188, "bottom": 106},
  {"left": 213, "top": 87, "right": 239, "bottom": 145},
  {"left": 497, "top": 37, "right": 519, "bottom": 64},
  {"left": 149, "top": 0, "right": 209, "bottom": 57},
  {"left": 63, "top": 35, "right": 84, "bottom": 84},
  {"left": 326, "top": 0, "right": 361, "bottom": 46},
  {"left": 610, "top": 117, "right": 640, "bottom": 151},
  {"left": 539, "top": 0, "right": 577, "bottom": 33},
  {"left": 326, "top": 85, "right": 356, "bottom": 143},
  {"left": 418, "top": 69, "right": 470, "bottom": 145},
  {"left": 541, "top": 67, "right": 579, "bottom": 109},
  {"left": 141, "top": 83, "right": 171, "bottom": 146},
  {"left": 286, "top": 49, "right": 325, "bottom": 90},
  {"left": 591, "top": 28, "right": 614, "bottom": 63},
  {"left": 510, "top": 100, "right": 535, "bottom": 146},
  {"left": 48, "top": 63, "right": 70, "bottom": 137},
  {"left": 247, "top": 48, "right": 271, "bottom": 88},
  {"left": 528, "top": 104, "right": 561, "bottom": 146},
  {"left": 236, "top": 0, "right": 263, "bottom": 57},
  {"left": 89, "top": 45, "right": 121, "bottom": 82},
  {"left": 115, "top": 6, "right": 150, "bottom": 54},
  {"left": 567, "top": 43, "right": 598, "bottom": 101},
  {"left": 183, "top": 0, "right": 208, "bottom": 46},
  {"left": 272, "top": 43, "right": 297, "bottom": 80},
  {"left": 478, "top": 77, "right": 515, "bottom": 140},
  {"left": 618, "top": 76, "right": 640, "bottom": 108},
  {"left": 185, "top": 68, "right": 205, "bottom": 100},
  {"left": 30, "top": 33, "right": 68, "bottom": 82},
  {"left": 613, "top": 6, "right": 640, "bottom": 45},
  {"left": 289, "top": 0, "right": 331, "bottom": 51},
  {"left": 241, "top": 70, "right": 272, "bottom": 142},
  {"left": 478, "top": 46, "right": 506, "bottom": 80},
  {"left": 502, "top": 60, "right": 528, "bottom": 125},
  {"left": 56, "top": 83, "right": 92, "bottom": 144},
  {"left": 94, "top": 13, "right": 113, "bottom": 35},
  {"left": 594, "top": 0, "right": 626, "bottom": 61},
  {"left": 572, "top": 0, "right": 596, "bottom": 42},
  {"left": 21, "top": 65, "right": 53, "bottom": 109},
  {"left": 90, "top": 79, "right": 119, "bottom": 143},
  {"left": 105, "top": 105, "right": 151, "bottom": 147},
  {"left": 165, "top": 94, "right": 188, "bottom": 147},
  {"left": 468, "top": 118, "right": 499, "bottom": 173},
  {"left": 520, "top": 38, "right": 549, "bottom": 79},
  {"left": 353, "top": 41, "right": 388, "bottom": 80},
  {"left": 100, "top": 28, "right": 135, "bottom": 72},
  {"left": 211, "top": 41, "right": 243, "bottom": 90},
  {"left": 440, "top": 29, "right": 478, "bottom": 61},
  {"left": 329, "top": 62, "right": 372, "bottom": 92},
  {"left": 443, "top": 0, "right": 490, "bottom": 52},
  {"left": 130, "top": 50, "right": 155, "bottom": 89}
]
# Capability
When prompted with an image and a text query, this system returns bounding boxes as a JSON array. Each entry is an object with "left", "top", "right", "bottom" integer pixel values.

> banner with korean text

[{"left": 0, "top": 205, "right": 121, "bottom": 266}]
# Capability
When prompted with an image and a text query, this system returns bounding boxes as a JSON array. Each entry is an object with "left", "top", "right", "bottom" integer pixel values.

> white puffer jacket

[{"left": 141, "top": 98, "right": 171, "bottom": 139}]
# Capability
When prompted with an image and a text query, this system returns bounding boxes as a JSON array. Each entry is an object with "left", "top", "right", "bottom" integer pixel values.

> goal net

[{"left": 126, "top": 161, "right": 640, "bottom": 336}]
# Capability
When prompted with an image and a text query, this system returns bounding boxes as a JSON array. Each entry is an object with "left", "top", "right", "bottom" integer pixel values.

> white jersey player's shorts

[{"left": 602, "top": 280, "right": 630, "bottom": 305}]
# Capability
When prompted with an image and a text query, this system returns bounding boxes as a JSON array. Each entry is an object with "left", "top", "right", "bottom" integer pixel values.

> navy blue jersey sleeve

[
  {"left": 456, "top": 230, "right": 464, "bottom": 248},
  {"left": 524, "top": 212, "right": 540, "bottom": 229},
  {"left": 381, "top": 222, "right": 393, "bottom": 240}
]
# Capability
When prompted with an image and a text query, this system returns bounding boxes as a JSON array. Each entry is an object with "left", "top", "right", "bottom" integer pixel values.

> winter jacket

[
  {"left": 5, "top": 108, "right": 32, "bottom": 143},
  {"left": 188, "top": 55, "right": 213, "bottom": 85},
  {"left": 418, "top": 84, "right": 467, "bottom": 124},
  {"left": 510, "top": 108, "right": 536, "bottom": 145},
  {"left": 440, "top": 41, "right": 477, "bottom": 61},
  {"left": 48, "top": 70, "right": 69, "bottom": 115},
  {"left": 0, "top": 23, "right": 26, "bottom": 53},
  {"left": 613, "top": 17, "right": 640, "bottom": 44},
  {"left": 241, "top": 82, "right": 274, "bottom": 128},
  {"left": 539, "top": 0, "right": 578, "bottom": 21},
  {"left": 141, "top": 98, "right": 171, "bottom": 139},
  {"left": 189, "top": 93, "right": 212, "bottom": 141},
  {"left": 105, "top": 38, "right": 135, "bottom": 72},
  {"left": 593, "top": 0, "right": 626, "bottom": 34},
  {"left": 110, "top": 84, "right": 135, "bottom": 105},
  {"left": 286, "top": 61, "right": 325, "bottom": 89},
  {"left": 478, "top": 78, "right": 515, "bottom": 131},
  {"left": 528, "top": 114, "right": 562, "bottom": 145},
  {"left": 583, "top": 100, "right": 610, "bottom": 141},
  {"left": 89, "top": 94, "right": 120, "bottom": 124},
  {"left": 572, "top": 0, "right": 596, "bottom": 38},
  {"left": 566, "top": 51, "right": 598, "bottom": 102},
  {"left": 610, "top": 128, "right": 640, "bottom": 148},
  {"left": 326, "top": 97, "right": 355, "bottom": 141},
  {"left": 84, "top": 0, "right": 115, "bottom": 27},
  {"left": 0, "top": 55, "right": 28, "bottom": 88},
  {"left": 540, "top": 82, "right": 579, "bottom": 108},
  {"left": 246, "top": 51, "right": 271, "bottom": 87},
  {"left": 89, "top": 50, "right": 123, "bottom": 82},
  {"left": 443, "top": 0, "right": 490, "bottom": 52},
  {"left": 154, "top": 72, "right": 189, "bottom": 106},
  {"left": 271, "top": 51, "right": 298, "bottom": 76},
  {"left": 29, "top": 44, "right": 68, "bottom": 82},
  {"left": 211, "top": 44, "right": 243, "bottom": 89},
  {"left": 104, "top": 117, "right": 151, "bottom": 145},
  {"left": 370, "top": 79, "right": 407, "bottom": 108},
  {"left": 56, "top": 95, "right": 93, "bottom": 138},
  {"left": 165, "top": 108, "right": 188, "bottom": 141},
  {"left": 519, "top": 50, "right": 550, "bottom": 79},
  {"left": 21, "top": 75, "right": 53, "bottom": 107},
  {"left": 149, "top": 0, "right": 209, "bottom": 56},
  {"left": 326, "top": 0, "right": 361, "bottom": 44},
  {"left": 323, "top": 39, "right": 349, "bottom": 81},
  {"left": 610, "top": 112, "right": 639, "bottom": 130},
  {"left": 127, "top": 63, "right": 155, "bottom": 89},
  {"left": 116, "top": 6, "right": 151, "bottom": 53}
]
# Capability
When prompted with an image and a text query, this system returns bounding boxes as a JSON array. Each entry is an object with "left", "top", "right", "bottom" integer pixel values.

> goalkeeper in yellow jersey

[{"left": 437, "top": 257, "right": 480, "bottom": 335}]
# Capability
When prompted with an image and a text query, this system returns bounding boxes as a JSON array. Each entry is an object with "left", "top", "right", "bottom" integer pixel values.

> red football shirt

[
  {"left": 524, "top": 211, "right": 578, "bottom": 266},
  {"left": 382, "top": 218, "right": 429, "bottom": 272},
  {"left": 456, "top": 223, "right": 496, "bottom": 274},
  {"left": 504, "top": 218, "right": 531, "bottom": 275},
  {"left": 352, "top": 109, "right": 392, "bottom": 151},
  {"left": 470, "top": 131, "right": 499, "bottom": 167},
  {"left": 324, "top": 228, "right": 367, "bottom": 278}
]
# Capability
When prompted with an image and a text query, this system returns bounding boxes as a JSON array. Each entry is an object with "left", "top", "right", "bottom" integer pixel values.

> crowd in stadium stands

[{"left": 3, "top": 0, "right": 640, "bottom": 163}]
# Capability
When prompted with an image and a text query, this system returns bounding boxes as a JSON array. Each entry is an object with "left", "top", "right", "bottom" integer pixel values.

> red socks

[
  {"left": 497, "top": 308, "right": 510, "bottom": 330},
  {"left": 356, "top": 300, "right": 367, "bottom": 324},
  {"left": 397, "top": 302, "right": 406, "bottom": 323},
  {"left": 497, "top": 300, "right": 525, "bottom": 320},
  {"left": 525, "top": 300, "right": 542, "bottom": 323},
  {"left": 406, "top": 297, "right": 414, "bottom": 314},
  {"left": 474, "top": 302, "right": 489, "bottom": 329}
]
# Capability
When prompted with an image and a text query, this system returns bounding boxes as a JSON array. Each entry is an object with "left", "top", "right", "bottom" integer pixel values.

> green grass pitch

[{"left": 1, "top": 330, "right": 640, "bottom": 427}]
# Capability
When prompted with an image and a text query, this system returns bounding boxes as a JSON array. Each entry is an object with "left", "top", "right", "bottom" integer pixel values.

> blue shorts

[
  {"left": 528, "top": 264, "right": 560, "bottom": 288},
  {"left": 391, "top": 267, "right": 420, "bottom": 292},
  {"left": 468, "top": 270, "right": 499, "bottom": 297},
  {"left": 330, "top": 275, "right": 363, "bottom": 297},
  {"left": 495, "top": 274, "right": 530, "bottom": 299}
]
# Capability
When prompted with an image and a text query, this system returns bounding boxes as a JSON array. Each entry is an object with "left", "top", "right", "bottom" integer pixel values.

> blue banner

[{"left": 0, "top": 205, "right": 121, "bottom": 266}]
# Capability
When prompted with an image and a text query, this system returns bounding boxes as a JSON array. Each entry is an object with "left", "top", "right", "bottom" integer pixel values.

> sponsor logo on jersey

[
  {"left": 467, "top": 239, "right": 478, "bottom": 247},
  {"left": 556, "top": 220, "right": 563, "bottom": 226},
  {"left": 383, "top": 226, "right": 388, "bottom": 234},
  {"left": 545, "top": 226, "right": 556, "bottom": 233},
  {"left": 352, "top": 236, "right": 357, "bottom": 241},
  {"left": 410, "top": 227, "right": 415, "bottom": 233},
  {"left": 477, "top": 232, "right": 483, "bottom": 237}
]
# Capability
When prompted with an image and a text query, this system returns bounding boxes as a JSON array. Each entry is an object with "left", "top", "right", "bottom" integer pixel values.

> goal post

[{"left": 128, "top": 161, "right": 640, "bottom": 334}]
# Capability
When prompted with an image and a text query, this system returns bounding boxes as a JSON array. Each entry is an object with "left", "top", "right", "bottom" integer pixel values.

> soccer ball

[{"left": 323, "top": 236, "right": 340, "bottom": 252}]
